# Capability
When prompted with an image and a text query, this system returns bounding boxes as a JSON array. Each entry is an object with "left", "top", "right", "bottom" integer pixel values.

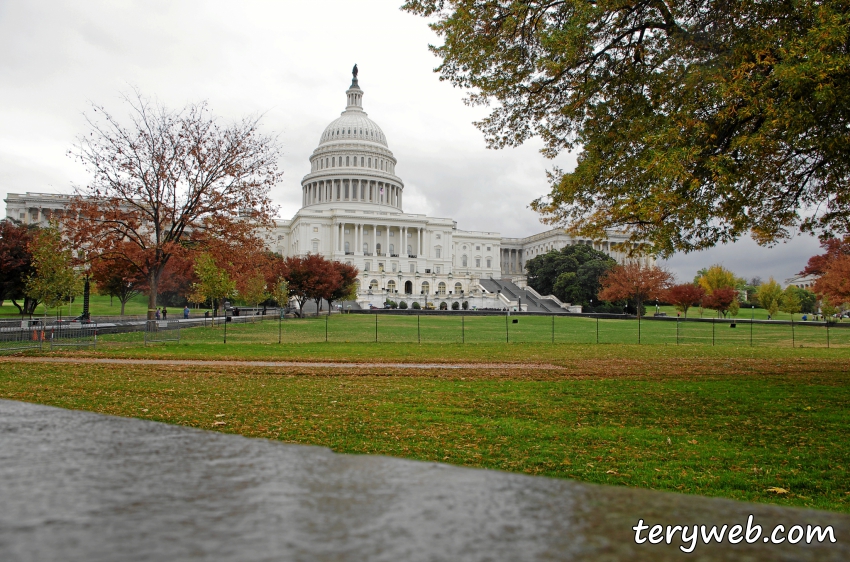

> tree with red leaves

[
  {"left": 0, "top": 220, "right": 38, "bottom": 315},
  {"left": 701, "top": 287, "right": 738, "bottom": 318},
  {"left": 664, "top": 283, "right": 706, "bottom": 318},
  {"left": 67, "top": 90, "right": 281, "bottom": 319},
  {"left": 89, "top": 245, "right": 148, "bottom": 316},
  {"left": 803, "top": 235, "right": 850, "bottom": 307},
  {"left": 283, "top": 254, "right": 334, "bottom": 317},
  {"left": 598, "top": 262, "right": 672, "bottom": 317},
  {"left": 325, "top": 261, "right": 359, "bottom": 313}
]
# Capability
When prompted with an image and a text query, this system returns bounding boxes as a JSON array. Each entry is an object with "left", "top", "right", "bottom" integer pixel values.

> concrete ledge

[{"left": 0, "top": 399, "right": 847, "bottom": 561}]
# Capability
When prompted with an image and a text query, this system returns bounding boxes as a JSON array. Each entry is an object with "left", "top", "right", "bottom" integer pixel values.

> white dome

[{"left": 320, "top": 113, "right": 387, "bottom": 147}]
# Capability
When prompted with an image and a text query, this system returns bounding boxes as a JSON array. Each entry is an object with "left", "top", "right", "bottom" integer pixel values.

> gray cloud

[{"left": 0, "top": 0, "right": 824, "bottom": 284}]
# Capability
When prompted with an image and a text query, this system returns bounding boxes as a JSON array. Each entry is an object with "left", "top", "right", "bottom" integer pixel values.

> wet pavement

[{"left": 0, "top": 399, "right": 847, "bottom": 561}]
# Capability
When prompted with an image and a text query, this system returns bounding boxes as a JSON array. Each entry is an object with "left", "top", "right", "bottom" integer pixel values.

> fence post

[
  {"left": 375, "top": 313, "right": 378, "bottom": 343},
  {"left": 596, "top": 316, "right": 599, "bottom": 344},
  {"left": 827, "top": 320, "right": 830, "bottom": 348},
  {"left": 325, "top": 313, "right": 328, "bottom": 342},
  {"left": 418, "top": 314, "right": 420, "bottom": 344},
  {"left": 712, "top": 319, "right": 715, "bottom": 346},
  {"left": 462, "top": 314, "right": 465, "bottom": 344},
  {"left": 638, "top": 314, "right": 641, "bottom": 345},
  {"left": 551, "top": 314, "right": 554, "bottom": 344},
  {"left": 506, "top": 312, "right": 509, "bottom": 343},
  {"left": 750, "top": 317, "right": 753, "bottom": 347},
  {"left": 791, "top": 318, "right": 795, "bottom": 348},
  {"left": 677, "top": 318, "right": 679, "bottom": 345}
]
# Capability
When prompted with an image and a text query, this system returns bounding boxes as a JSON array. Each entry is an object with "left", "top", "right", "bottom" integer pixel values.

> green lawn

[
  {"left": 1, "top": 356, "right": 848, "bottom": 513},
  {"left": 0, "top": 293, "right": 214, "bottom": 318},
  {"left": 89, "top": 313, "right": 850, "bottom": 354}
]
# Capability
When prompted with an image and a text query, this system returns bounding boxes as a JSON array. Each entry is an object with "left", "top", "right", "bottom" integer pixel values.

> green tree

[
  {"left": 779, "top": 286, "right": 802, "bottom": 319},
  {"left": 787, "top": 286, "right": 817, "bottom": 314},
  {"left": 24, "top": 225, "right": 81, "bottom": 317},
  {"left": 697, "top": 265, "right": 737, "bottom": 295},
  {"left": 270, "top": 279, "right": 289, "bottom": 310},
  {"left": 404, "top": 1, "right": 850, "bottom": 255},
  {"left": 188, "top": 253, "right": 235, "bottom": 321},
  {"left": 238, "top": 272, "right": 269, "bottom": 311},
  {"left": 525, "top": 245, "right": 616, "bottom": 306},
  {"left": 757, "top": 278, "right": 783, "bottom": 318}
]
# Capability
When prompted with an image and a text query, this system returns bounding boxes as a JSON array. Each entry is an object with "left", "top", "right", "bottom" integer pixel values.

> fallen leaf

[
  {"left": 213, "top": 421, "right": 227, "bottom": 426},
  {"left": 215, "top": 413, "right": 226, "bottom": 418},
  {"left": 766, "top": 487, "right": 788, "bottom": 494}
]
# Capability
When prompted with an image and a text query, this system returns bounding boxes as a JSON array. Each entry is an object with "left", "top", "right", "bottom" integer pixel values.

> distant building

[
  {"left": 784, "top": 273, "right": 818, "bottom": 290},
  {"left": 5, "top": 71, "right": 654, "bottom": 310}
]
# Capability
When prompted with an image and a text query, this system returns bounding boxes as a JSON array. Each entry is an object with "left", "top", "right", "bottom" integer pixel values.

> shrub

[
  {"left": 399, "top": 301, "right": 408, "bottom": 309},
  {"left": 462, "top": 301, "right": 469, "bottom": 310},
  {"left": 411, "top": 301, "right": 421, "bottom": 309},
  {"left": 451, "top": 301, "right": 460, "bottom": 310}
]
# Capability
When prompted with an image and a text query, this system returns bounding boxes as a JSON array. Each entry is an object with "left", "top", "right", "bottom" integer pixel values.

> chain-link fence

[{"left": 0, "top": 319, "right": 98, "bottom": 353}]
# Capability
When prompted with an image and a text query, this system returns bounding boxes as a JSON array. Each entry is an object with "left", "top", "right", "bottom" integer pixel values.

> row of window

[
  {"left": 367, "top": 280, "right": 465, "bottom": 296},
  {"left": 313, "top": 155, "right": 393, "bottom": 173},
  {"left": 324, "top": 127, "right": 384, "bottom": 143}
]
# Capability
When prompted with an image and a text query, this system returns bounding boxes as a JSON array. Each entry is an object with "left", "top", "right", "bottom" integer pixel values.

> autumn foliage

[
  {"left": 664, "top": 284, "right": 705, "bottom": 318},
  {"left": 66, "top": 90, "right": 281, "bottom": 318},
  {"left": 805, "top": 236, "right": 850, "bottom": 306},
  {"left": 598, "top": 262, "right": 672, "bottom": 316}
]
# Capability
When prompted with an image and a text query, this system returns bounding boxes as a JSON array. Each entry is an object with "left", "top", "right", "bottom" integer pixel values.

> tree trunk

[
  {"left": 120, "top": 298, "right": 127, "bottom": 316},
  {"left": 147, "top": 273, "right": 158, "bottom": 320}
]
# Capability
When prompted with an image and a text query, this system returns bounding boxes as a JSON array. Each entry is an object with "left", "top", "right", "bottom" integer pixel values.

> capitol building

[{"left": 5, "top": 70, "right": 649, "bottom": 312}]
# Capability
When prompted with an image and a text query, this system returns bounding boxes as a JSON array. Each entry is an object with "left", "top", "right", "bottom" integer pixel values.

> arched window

[
  {"left": 421, "top": 281, "right": 430, "bottom": 295},
  {"left": 346, "top": 156, "right": 350, "bottom": 166},
  {"left": 462, "top": 255, "right": 468, "bottom": 267},
  {"left": 332, "top": 157, "right": 335, "bottom": 167},
  {"left": 387, "top": 280, "right": 396, "bottom": 293},
  {"left": 437, "top": 282, "right": 447, "bottom": 296},
  {"left": 361, "top": 157, "right": 364, "bottom": 166},
  {"left": 486, "top": 258, "right": 492, "bottom": 268},
  {"left": 389, "top": 244, "right": 394, "bottom": 254},
  {"left": 376, "top": 243, "right": 382, "bottom": 255},
  {"left": 368, "top": 157, "right": 372, "bottom": 167},
  {"left": 369, "top": 279, "right": 379, "bottom": 290},
  {"left": 407, "top": 244, "right": 412, "bottom": 255},
  {"left": 435, "top": 247, "right": 441, "bottom": 259},
  {"left": 454, "top": 283, "right": 463, "bottom": 294},
  {"left": 363, "top": 242, "right": 369, "bottom": 253},
  {"left": 344, "top": 241, "right": 350, "bottom": 253}
]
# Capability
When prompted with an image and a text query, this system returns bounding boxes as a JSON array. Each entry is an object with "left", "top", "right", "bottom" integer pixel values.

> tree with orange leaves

[
  {"left": 598, "top": 262, "right": 672, "bottom": 317},
  {"left": 67, "top": 90, "right": 281, "bottom": 319},
  {"left": 804, "top": 235, "right": 850, "bottom": 308}
]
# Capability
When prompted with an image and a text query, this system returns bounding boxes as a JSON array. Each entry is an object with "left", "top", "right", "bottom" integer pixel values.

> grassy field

[
  {"left": 1, "top": 351, "right": 848, "bottom": 513},
  {"left": 87, "top": 313, "right": 850, "bottom": 354},
  {"left": 651, "top": 304, "right": 838, "bottom": 322},
  {"left": 3, "top": 316, "right": 849, "bottom": 513},
  {"left": 0, "top": 293, "right": 214, "bottom": 318}
]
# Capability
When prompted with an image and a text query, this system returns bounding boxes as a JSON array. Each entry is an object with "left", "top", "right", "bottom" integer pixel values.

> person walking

[
  {"left": 162, "top": 308, "right": 168, "bottom": 320},
  {"left": 155, "top": 308, "right": 161, "bottom": 320},
  {"left": 183, "top": 305, "right": 190, "bottom": 319}
]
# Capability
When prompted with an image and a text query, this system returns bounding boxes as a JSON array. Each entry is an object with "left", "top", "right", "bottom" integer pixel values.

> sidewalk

[{"left": 1, "top": 399, "right": 847, "bottom": 561}]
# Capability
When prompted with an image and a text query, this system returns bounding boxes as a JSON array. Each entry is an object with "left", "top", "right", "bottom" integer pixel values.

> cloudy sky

[{"left": 0, "top": 0, "right": 822, "bottom": 283}]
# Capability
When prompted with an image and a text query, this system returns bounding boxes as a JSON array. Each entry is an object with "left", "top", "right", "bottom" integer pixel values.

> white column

[
  {"left": 332, "top": 221, "right": 337, "bottom": 255},
  {"left": 357, "top": 224, "right": 362, "bottom": 254},
  {"left": 402, "top": 226, "right": 407, "bottom": 257},
  {"left": 373, "top": 224, "right": 377, "bottom": 255}
]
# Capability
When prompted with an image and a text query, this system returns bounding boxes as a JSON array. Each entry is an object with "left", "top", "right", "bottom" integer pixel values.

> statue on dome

[{"left": 352, "top": 64, "right": 358, "bottom": 78}]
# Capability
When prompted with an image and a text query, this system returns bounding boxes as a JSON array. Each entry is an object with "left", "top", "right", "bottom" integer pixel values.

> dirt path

[{"left": 0, "top": 356, "right": 565, "bottom": 371}]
